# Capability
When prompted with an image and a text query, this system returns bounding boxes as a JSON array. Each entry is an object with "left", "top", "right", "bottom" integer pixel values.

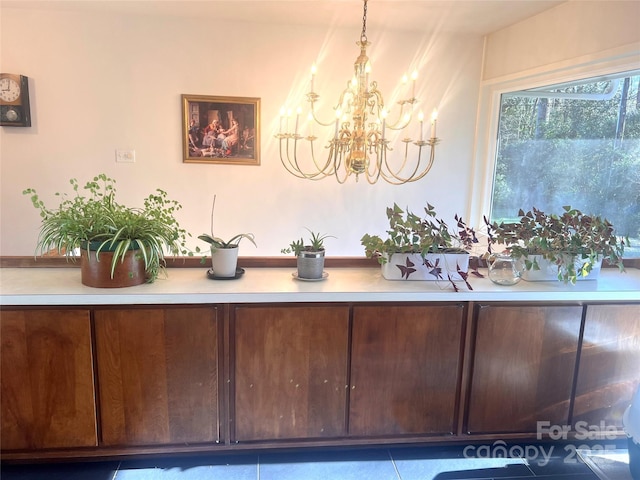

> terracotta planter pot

[{"left": 80, "top": 248, "right": 146, "bottom": 288}]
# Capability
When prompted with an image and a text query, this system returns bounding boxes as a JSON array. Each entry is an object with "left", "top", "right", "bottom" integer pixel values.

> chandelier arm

[
  {"left": 279, "top": 137, "right": 314, "bottom": 179},
  {"left": 379, "top": 143, "right": 436, "bottom": 184},
  {"left": 281, "top": 137, "right": 349, "bottom": 181},
  {"left": 309, "top": 100, "right": 343, "bottom": 128},
  {"left": 381, "top": 141, "right": 414, "bottom": 180},
  {"left": 363, "top": 145, "right": 385, "bottom": 184},
  {"left": 280, "top": 136, "right": 334, "bottom": 180},
  {"left": 334, "top": 166, "right": 350, "bottom": 184},
  {"left": 284, "top": 138, "right": 324, "bottom": 179},
  {"left": 408, "top": 146, "right": 436, "bottom": 182},
  {"left": 329, "top": 144, "right": 350, "bottom": 183},
  {"left": 308, "top": 140, "right": 339, "bottom": 175},
  {"left": 383, "top": 103, "right": 415, "bottom": 130}
]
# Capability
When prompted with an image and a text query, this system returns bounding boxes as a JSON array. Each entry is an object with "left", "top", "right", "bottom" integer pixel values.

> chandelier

[{"left": 276, "top": 0, "right": 439, "bottom": 185}]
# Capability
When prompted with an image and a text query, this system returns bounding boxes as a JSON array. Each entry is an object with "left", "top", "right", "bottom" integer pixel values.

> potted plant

[
  {"left": 486, "top": 206, "right": 627, "bottom": 284},
  {"left": 281, "top": 228, "right": 335, "bottom": 280},
  {"left": 23, "top": 174, "right": 190, "bottom": 287},
  {"left": 361, "top": 203, "right": 478, "bottom": 289},
  {"left": 197, "top": 196, "right": 256, "bottom": 278}
]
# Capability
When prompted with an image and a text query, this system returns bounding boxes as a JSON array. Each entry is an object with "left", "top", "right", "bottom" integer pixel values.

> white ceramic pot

[
  {"left": 381, "top": 252, "right": 469, "bottom": 281},
  {"left": 210, "top": 246, "right": 239, "bottom": 277},
  {"left": 519, "top": 254, "right": 602, "bottom": 282}
]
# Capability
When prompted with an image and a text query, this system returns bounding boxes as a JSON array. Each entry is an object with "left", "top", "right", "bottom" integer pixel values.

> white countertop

[{"left": 1, "top": 267, "right": 639, "bottom": 306}]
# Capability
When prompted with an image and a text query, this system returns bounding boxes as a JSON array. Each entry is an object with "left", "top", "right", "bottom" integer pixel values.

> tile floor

[{"left": 0, "top": 442, "right": 630, "bottom": 480}]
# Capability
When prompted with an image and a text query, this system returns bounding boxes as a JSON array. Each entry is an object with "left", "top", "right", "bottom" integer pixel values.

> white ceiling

[{"left": 2, "top": 0, "right": 567, "bottom": 35}]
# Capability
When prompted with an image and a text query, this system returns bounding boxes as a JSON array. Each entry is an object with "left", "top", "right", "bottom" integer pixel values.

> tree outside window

[{"left": 491, "top": 71, "right": 640, "bottom": 257}]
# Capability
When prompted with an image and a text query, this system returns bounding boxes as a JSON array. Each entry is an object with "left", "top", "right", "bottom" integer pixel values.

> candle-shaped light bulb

[
  {"left": 402, "top": 74, "right": 408, "bottom": 84},
  {"left": 286, "top": 108, "right": 292, "bottom": 133},
  {"left": 381, "top": 109, "right": 387, "bottom": 140},
  {"left": 431, "top": 109, "right": 438, "bottom": 139},
  {"left": 418, "top": 111, "right": 424, "bottom": 141},
  {"left": 279, "top": 106, "right": 286, "bottom": 133},
  {"left": 295, "top": 106, "right": 301, "bottom": 134},
  {"left": 411, "top": 70, "right": 418, "bottom": 99},
  {"left": 311, "top": 64, "right": 317, "bottom": 91},
  {"left": 307, "top": 112, "right": 313, "bottom": 137}
]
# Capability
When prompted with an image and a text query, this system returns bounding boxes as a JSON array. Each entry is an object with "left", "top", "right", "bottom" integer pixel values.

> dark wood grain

[
  {"left": 232, "top": 305, "right": 350, "bottom": 441},
  {"left": 466, "top": 304, "right": 583, "bottom": 434},
  {"left": 349, "top": 304, "right": 465, "bottom": 436},
  {"left": 573, "top": 304, "right": 640, "bottom": 428},
  {"left": 94, "top": 307, "right": 219, "bottom": 446},
  {"left": 1, "top": 309, "right": 97, "bottom": 450}
]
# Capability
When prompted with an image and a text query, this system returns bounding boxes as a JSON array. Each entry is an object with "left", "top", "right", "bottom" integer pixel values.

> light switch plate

[{"left": 116, "top": 149, "right": 136, "bottom": 163}]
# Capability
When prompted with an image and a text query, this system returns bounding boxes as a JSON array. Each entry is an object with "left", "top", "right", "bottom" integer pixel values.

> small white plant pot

[
  {"left": 381, "top": 253, "right": 469, "bottom": 281},
  {"left": 210, "top": 246, "right": 239, "bottom": 277}
]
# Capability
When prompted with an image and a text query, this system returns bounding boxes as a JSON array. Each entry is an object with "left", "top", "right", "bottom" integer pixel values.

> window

[{"left": 490, "top": 71, "right": 640, "bottom": 256}]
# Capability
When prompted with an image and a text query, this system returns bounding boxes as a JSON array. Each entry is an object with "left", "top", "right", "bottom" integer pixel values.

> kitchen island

[{"left": 1, "top": 266, "right": 639, "bottom": 461}]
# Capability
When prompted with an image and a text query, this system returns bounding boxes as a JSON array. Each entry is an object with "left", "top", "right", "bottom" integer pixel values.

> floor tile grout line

[
  {"left": 111, "top": 460, "right": 122, "bottom": 480},
  {"left": 519, "top": 452, "right": 536, "bottom": 477},
  {"left": 387, "top": 448, "right": 404, "bottom": 480}
]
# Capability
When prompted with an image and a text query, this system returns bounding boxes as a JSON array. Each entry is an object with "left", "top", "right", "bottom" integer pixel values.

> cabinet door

[
  {"left": 466, "top": 304, "right": 582, "bottom": 434},
  {"left": 573, "top": 304, "right": 640, "bottom": 428},
  {"left": 1, "top": 309, "right": 97, "bottom": 450},
  {"left": 94, "top": 307, "right": 219, "bottom": 446},
  {"left": 233, "top": 305, "right": 349, "bottom": 441},
  {"left": 349, "top": 304, "right": 465, "bottom": 436}
]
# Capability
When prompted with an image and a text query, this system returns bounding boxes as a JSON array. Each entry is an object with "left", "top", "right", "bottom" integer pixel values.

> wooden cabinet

[
  {"left": 2, "top": 299, "right": 637, "bottom": 460},
  {"left": 465, "top": 304, "right": 583, "bottom": 434},
  {"left": 1, "top": 309, "right": 97, "bottom": 450},
  {"left": 232, "top": 305, "right": 350, "bottom": 441},
  {"left": 573, "top": 304, "right": 640, "bottom": 428},
  {"left": 94, "top": 307, "right": 220, "bottom": 446},
  {"left": 349, "top": 304, "right": 465, "bottom": 436}
]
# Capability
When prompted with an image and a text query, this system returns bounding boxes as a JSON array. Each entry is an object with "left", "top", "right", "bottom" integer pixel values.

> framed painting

[{"left": 182, "top": 94, "right": 260, "bottom": 165}]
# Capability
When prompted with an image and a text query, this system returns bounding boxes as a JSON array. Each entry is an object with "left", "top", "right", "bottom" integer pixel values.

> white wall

[
  {"left": 470, "top": 0, "right": 640, "bottom": 223},
  {"left": 0, "top": 5, "right": 484, "bottom": 257},
  {"left": 483, "top": 0, "right": 640, "bottom": 81}
]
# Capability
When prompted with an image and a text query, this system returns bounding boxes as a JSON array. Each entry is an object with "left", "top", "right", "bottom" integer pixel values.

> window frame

[{"left": 468, "top": 46, "right": 640, "bottom": 233}]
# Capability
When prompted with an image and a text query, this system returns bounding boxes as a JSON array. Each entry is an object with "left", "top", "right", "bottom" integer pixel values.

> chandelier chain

[{"left": 361, "top": 0, "right": 368, "bottom": 43}]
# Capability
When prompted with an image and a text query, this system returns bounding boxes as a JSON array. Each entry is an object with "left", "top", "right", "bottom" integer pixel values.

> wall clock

[{"left": 1, "top": 73, "right": 31, "bottom": 127}]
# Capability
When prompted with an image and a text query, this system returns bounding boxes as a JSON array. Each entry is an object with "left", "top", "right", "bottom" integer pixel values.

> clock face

[{"left": 0, "top": 78, "right": 21, "bottom": 102}]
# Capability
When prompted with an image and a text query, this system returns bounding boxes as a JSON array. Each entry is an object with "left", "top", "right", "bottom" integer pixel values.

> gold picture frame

[{"left": 182, "top": 94, "right": 260, "bottom": 165}]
